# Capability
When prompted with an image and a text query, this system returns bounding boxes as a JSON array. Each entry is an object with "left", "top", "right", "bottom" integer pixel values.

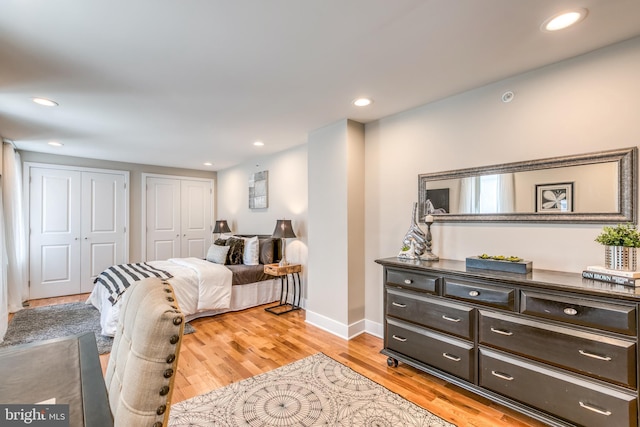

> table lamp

[
  {"left": 272, "top": 219, "right": 296, "bottom": 266},
  {"left": 213, "top": 220, "right": 231, "bottom": 239}
]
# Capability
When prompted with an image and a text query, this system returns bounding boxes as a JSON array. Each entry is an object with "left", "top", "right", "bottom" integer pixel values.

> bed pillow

[
  {"left": 241, "top": 236, "right": 260, "bottom": 265},
  {"left": 259, "top": 238, "right": 276, "bottom": 265},
  {"left": 226, "top": 237, "right": 245, "bottom": 265},
  {"left": 206, "top": 244, "right": 230, "bottom": 264}
]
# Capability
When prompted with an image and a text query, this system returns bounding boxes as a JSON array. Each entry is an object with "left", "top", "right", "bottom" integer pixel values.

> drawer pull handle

[
  {"left": 442, "top": 315, "right": 461, "bottom": 323},
  {"left": 468, "top": 290, "right": 480, "bottom": 297},
  {"left": 563, "top": 307, "right": 578, "bottom": 316},
  {"left": 578, "top": 350, "right": 612, "bottom": 361},
  {"left": 490, "top": 327, "right": 513, "bottom": 336},
  {"left": 491, "top": 370, "right": 514, "bottom": 381},
  {"left": 392, "top": 302, "right": 407, "bottom": 308},
  {"left": 392, "top": 335, "right": 407, "bottom": 342},
  {"left": 578, "top": 401, "right": 611, "bottom": 416},
  {"left": 442, "top": 353, "right": 461, "bottom": 362},
  {"left": 404, "top": 279, "right": 413, "bottom": 284}
]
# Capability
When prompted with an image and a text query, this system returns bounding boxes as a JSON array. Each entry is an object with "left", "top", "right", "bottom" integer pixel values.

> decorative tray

[{"left": 465, "top": 256, "right": 532, "bottom": 274}]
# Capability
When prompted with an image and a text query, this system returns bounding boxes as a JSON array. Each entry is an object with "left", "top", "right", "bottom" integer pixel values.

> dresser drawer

[
  {"left": 386, "top": 268, "right": 440, "bottom": 294},
  {"left": 386, "top": 288, "right": 474, "bottom": 340},
  {"left": 444, "top": 278, "right": 515, "bottom": 311},
  {"left": 386, "top": 318, "right": 474, "bottom": 382},
  {"left": 479, "top": 310, "right": 636, "bottom": 388},
  {"left": 479, "top": 348, "right": 637, "bottom": 427},
  {"left": 521, "top": 291, "right": 637, "bottom": 336}
]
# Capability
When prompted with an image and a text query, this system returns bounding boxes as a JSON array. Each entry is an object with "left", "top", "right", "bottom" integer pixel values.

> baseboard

[
  {"left": 304, "top": 307, "right": 384, "bottom": 340},
  {"left": 364, "top": 319, "right": 383, "bottom": 339},
  {"left": 305, "top": 310, "right": 366, "bottom": 340}
]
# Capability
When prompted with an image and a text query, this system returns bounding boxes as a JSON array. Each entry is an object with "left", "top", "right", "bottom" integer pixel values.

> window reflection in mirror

[
  {"left": 424, "top": 163, "right": 619, "bottom": 215},
  {"left": 419, "top": 147, "right": 635, "bottom": 223}
]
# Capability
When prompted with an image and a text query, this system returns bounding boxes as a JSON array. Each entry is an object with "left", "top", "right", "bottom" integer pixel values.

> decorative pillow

[
  {"left": 241, "top": 236, "right": 260, "bottom": 265},
  {"left": 206, "top": 244, "right": 230, "bottom": 264},
  {"left": 226, "top": 237, "right": 245, "bottom": 265},
  {"left": 259, "top": 238, "right": 276, "bottom": 265},
  {"left": 214, "top": 238, "right": 227, "bottom": 246}
]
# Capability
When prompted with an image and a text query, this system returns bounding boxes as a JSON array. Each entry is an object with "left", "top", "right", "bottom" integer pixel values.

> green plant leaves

[{"left": 595, "top": 223, "right": 640, "bottom": 247}]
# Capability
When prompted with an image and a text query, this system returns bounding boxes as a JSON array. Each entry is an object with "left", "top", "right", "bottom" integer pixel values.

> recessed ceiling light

[
  {"left": 203, "top": 162, "right": 213, "bottom": 166},
  {"left": 353, "top": 98, "right": 373, "bottom": 107},
  {"left": 48, "top": 141, "right": 63, "bottom": 147},
  {"left": 542, "top": 9, "right": 588, "bottom": 32},
  {"left": 33, "top": 97, "right": 59, "bottom": 107},
  {"left": 253, "top": 141, "right": 264, "bottom": 147}
]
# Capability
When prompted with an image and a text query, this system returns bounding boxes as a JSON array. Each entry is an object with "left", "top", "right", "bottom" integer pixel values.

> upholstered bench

[{"left": 104, "top": 278, "right": 185, "bottom": 427}]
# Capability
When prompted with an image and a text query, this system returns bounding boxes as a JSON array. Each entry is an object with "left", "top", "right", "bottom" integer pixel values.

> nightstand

[{"left": 264, "top": 263, "right": 302, "bottom": 315}]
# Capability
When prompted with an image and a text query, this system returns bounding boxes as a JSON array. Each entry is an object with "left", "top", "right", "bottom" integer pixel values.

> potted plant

[{"left": 595, "top": 223, "right": 640, "bottom": 271}]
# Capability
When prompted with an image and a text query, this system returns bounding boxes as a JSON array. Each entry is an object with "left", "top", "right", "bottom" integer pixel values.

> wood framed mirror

[{"left": 418, "top": 147, "right": 637, "bottom": 224}]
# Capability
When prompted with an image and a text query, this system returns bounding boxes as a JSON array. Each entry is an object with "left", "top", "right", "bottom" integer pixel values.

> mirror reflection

[{"left": 418, "top": 147, "right": 636, "bottom": 223}]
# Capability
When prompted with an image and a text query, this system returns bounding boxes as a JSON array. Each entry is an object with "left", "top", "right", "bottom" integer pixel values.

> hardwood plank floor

[{"left": 17, "top": 294, "right": 546, "bottom": 427}]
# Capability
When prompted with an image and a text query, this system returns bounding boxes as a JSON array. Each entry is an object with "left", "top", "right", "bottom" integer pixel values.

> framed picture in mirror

[{"left": 536, "top": 182, "right": 573, "bottom": 213}]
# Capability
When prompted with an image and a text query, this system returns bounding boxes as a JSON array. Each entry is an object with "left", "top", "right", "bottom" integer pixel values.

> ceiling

[{"left": 1, "top": 0, "right": 639, "bottom": 171}]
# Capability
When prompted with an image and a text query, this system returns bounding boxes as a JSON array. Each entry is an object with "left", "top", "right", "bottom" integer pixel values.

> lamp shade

[
  {"left": 272, "top": 219, "right": 296, "bottom": 239},
  {"left": 213, "top": 220, "right": 231, "bottom": 234}
]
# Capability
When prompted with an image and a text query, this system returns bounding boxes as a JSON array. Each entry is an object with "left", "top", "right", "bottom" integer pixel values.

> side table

[{"left": 264, "top": 263, "right": 302, "bottom": 315}]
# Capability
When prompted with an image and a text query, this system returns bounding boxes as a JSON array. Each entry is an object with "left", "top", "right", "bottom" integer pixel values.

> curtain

[
  {"left": 458, "top": 177, "right": 479, "bottom": 213},
  {"left": 497, "top": 173, "right": 515, "bottom": 213},
  {"left": 0, "top": 183, "right": 6, "bottom": 341},
  {"left": 2, "top": 143, "right": 28, "bottom": 331}
]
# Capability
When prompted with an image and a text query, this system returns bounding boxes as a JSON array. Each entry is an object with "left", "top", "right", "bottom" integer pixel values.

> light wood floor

[{"left": 20, "top": 294, "right": 546, "bottom": 427}]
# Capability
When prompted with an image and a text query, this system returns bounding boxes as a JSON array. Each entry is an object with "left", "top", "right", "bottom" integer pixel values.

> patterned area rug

[
  {"left": 169, "top": 353, "right": 455, "bottom": 427},
  {"left": 0, "top": 302, "right": 194, "bottom": 354}
]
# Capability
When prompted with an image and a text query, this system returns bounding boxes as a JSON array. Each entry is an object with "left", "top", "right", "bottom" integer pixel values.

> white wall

[
  {"left": 364, "top": 36, "right": 640, "bottom": 328},
  {"left": 305, "top": 119, "right": 365, "bottom": 339},
  {"left": 216, "top": 144, "right": 308, "bottom": 294},
  {"left": 19, "top": 151, "right": 216, "bottom": 262}
]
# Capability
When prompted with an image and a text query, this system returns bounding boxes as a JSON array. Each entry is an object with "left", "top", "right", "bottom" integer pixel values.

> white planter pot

[{"left": 605, "top": 246, "right": 638, "bottom": 271}]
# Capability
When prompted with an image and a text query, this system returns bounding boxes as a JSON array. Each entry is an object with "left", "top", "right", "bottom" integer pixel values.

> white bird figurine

[{"left": 402, "top": 202, "right": 427, "bottom": 258}]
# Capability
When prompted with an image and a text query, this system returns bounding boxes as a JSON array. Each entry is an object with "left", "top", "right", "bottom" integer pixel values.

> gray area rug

[
  {"left": 1, "top": 302, "right": 194, "bottom": 355},
  {"left": 169, "top": 352, "right": 456, "bottom": 427}
]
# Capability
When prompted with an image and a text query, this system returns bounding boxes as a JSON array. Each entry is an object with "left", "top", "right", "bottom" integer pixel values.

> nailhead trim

[
  {"left": 166, "top": 354, "right": 175, "bottom": 363},
  {"left": 173, "top": 317, "right": 183, "bottom": 325},
  {"left": 159, "top": 385, "right": 170, "bottom": 396},
  {"left": 163, "top": 368, "right": 174, "bottom": 378},
  {"left": 170, "top": 335, "right": 179, "bottom": 344},
  {"left": 156, "top": 404, "right": 166, "bottom": 415}
]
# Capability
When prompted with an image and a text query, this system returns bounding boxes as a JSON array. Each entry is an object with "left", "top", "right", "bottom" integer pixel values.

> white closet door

[
  {"left": 146, "top": 177, "right": 181, "bottom": 261},
  {"left": 29, "top": 168, "right": 82, "bottom": 299},
  {"left": 180, "top": 179, "right": 212, "bottom": 258},
  {"left": 80, "top": 172, "right": 127, "bottom": 293}
]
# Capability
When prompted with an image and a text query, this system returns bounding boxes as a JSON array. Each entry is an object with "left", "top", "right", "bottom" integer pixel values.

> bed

[{"left": 88, "top": 235, "right": 282, "bottom": 336}]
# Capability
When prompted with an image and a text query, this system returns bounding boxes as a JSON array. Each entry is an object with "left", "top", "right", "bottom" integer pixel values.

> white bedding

[
  {"left": 88, "top": 258, "right": 232, "bottom": 336},
  {"left": 87, "top": 258, "right": 280, "bottom": 336}
]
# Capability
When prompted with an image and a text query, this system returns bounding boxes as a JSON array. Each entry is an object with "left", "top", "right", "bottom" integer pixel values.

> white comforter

[{"left": 88, "top": 257, "right": 232, "bottom": 336}]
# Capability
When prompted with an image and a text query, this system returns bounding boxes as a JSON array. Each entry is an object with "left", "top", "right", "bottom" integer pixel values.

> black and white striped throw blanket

[{"left": 94, "top": 262, "right": 174, "bottom": 305}]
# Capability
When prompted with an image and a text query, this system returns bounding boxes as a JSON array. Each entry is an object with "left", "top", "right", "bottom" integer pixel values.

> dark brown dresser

[{"left": 376, "top": 257, "right": 640, "bottom": 427}]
